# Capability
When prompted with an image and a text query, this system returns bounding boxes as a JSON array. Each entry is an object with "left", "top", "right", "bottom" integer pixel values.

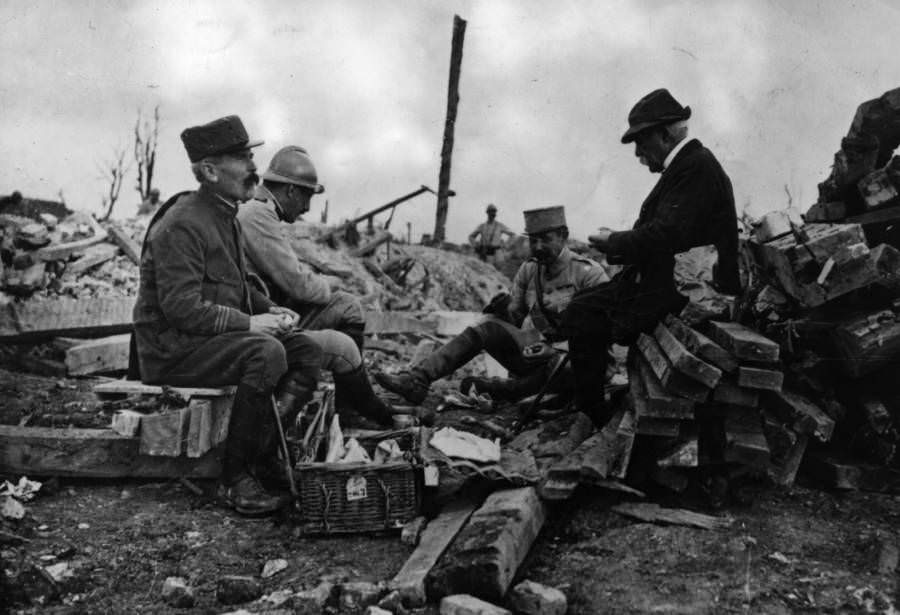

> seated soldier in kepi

[
  {"left": 376, "top": 206, "right": 609, "bottom": 405},
  {"left": 237, "top": 146, "right": 367, "bottom": 350},
  {"left": 133, "top": 115, "right": 326, "bottom": 515}
]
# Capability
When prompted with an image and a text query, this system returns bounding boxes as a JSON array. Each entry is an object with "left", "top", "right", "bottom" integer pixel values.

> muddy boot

[
  {"left": 220, "top": 384, "right": 285, "bottom": 516},
  {"left": 335, "top": 364, "right": 394, "bottom": 428},
  {"left": 375, "top": 327, "right": 483, "bottom": 404}
]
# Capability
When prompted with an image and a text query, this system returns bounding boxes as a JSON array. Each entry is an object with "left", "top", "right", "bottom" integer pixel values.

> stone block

[{"left": 507, "top": 580, "right": 567, "bottom": 615}]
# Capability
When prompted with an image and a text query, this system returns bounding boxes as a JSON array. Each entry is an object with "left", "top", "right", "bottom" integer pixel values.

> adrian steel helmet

[
  {"left": 486, "top": 203, "right": 498, "bottom": 213},
  {"left": 262, "top": 146, "right": 325, "bottom": 193}
]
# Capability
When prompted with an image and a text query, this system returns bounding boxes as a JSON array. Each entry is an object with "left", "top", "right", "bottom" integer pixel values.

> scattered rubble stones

[
  {"left": 161, "top": 576, "right": 195, "bottom": 608},
  {"left": 439, "top": 594, "right": 511, "bottom": 615},
  {"left": 506, "top": 580, "right": 567, "bottom": 615},
  {"left": 294, "top": 581, "right": 336, "bottom": 614},
  {"left": 338, "top": 581, "right": 383, "bottom": 613},
  {"left": 216, "top": 575, "right": 262, "bottom": 605}
]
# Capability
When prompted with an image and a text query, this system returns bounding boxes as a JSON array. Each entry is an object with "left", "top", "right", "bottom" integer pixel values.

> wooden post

[{"left": 432, "top": 15, "right": 466, "bottom": 244}]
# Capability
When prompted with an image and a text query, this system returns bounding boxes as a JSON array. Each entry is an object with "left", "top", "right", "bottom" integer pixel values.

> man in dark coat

[
  {"left": 563, "top": 88, "right": 741, "bottom": 428},
  {"left": 133, "top": 115, "right": 322, "bottom": 516}
]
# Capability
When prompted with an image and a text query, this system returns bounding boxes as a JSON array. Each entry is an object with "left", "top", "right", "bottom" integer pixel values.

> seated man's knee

[{"left": 300, "top": 329, "right": 360, "bottom": 373}]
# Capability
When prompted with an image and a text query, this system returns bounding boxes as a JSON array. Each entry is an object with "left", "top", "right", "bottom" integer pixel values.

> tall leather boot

[
  {"left": 569, "top": 334, "right": 612, "bottom": 429},
  {"left": 275, "top": 371, "right": 317, "bottom": 431},
  {"left": 334, "top": 364, "right": 394, "bottom": 427},
  {"left": 220, "top": 383, "right": 285, "bottom": 516},
  {"left": 375, "top": 327, "right": 483, "bottom": 404}
]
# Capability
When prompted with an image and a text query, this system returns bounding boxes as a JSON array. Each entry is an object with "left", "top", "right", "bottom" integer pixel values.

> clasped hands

[{"left": 249, "top": 306, "right": 300, "bottom": 337}]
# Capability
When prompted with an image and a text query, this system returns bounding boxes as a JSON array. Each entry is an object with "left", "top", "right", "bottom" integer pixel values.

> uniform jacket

[
  {"left": 133, "top": 186, "right": 275, "bottom": 380},
  {"left": 469, "top": 219, "right": 513, "bottom": 249},
  {"left": 510, "top": 246, "right": 609, "bottom": 340},
  {"left": 606, "top": 138, "right": 740, "bottom": 302},
  {"left": 236, "top": 186, "right": 331, "bottom": 307}
]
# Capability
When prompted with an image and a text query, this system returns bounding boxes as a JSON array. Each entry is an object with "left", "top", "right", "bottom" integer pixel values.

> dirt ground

[{"left": 3, "top": 364, "right": 900, "bottom": 615}]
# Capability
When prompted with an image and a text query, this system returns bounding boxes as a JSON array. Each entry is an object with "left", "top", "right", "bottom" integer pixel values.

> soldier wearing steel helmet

[
  {"left": 468, "top": 203, "right": 515, "bottom": 263},
  {"left": 237, "top": 145, "right": 393, "bottom": 431}
]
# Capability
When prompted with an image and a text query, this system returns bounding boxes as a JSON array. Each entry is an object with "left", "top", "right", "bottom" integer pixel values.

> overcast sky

[{"left": 2, "top": 0, "right": 898, "bottom": 242}]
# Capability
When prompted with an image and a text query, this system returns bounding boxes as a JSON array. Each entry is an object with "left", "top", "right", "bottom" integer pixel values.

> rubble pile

[{"left": 730, "top": 86, "right": 900, "bottom": 489}]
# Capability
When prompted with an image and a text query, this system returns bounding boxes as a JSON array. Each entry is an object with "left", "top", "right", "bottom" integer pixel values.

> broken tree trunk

[{"left": 432, "top": 15, "right": 466, "bottom": 244}]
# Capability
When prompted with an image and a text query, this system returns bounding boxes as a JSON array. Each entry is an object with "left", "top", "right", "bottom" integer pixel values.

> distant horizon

[{"left": 2, "top": 1, "right": 898, "bottom": 243}]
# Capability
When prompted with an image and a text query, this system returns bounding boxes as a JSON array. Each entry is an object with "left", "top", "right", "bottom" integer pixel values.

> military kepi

[
  {"left": 523, "top": 206, "right": 567, "bottom": 235},
  {"left": 621, "top": 89, "right": 691, "bottom": 144},
  {"left": 180, "top": 115, "right": 264, "bottom": 163}
]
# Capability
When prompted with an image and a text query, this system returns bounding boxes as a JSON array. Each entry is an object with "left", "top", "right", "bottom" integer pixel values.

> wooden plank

[
  {"left": 635, "top": 333, "right": 708, "bottom": 402},
  {"left": 705, "top": 321, "right": 780, "bottom": 363},
  {"left": 634, "top": 358, "right": 695, "bottom": 419},
  {"left": 0, "top": 297, "right": 134, "bottom": 342},
  {"left": 833, "top": 309, "right": 900, "bottom": 378},
  {"left": 722, "top": 407, "right": 769, "bottom": 468},
  {"left": 737, "top": 365, "right": 784, "bottom": 391},
  {"left": 64, "top": 333, "right": 130, "bottom": 376},
  {"left": 653, "top": 322, "right": 722, "bottom": 388},
  {"left": 64, "top": 242, "right": 119, "bottom": 275},
  {"left": 106, "top": 224, "right": 141, "bottom": 264},
  {"left": 767, "top": 433, "right": 808, "bottom": 487},
  {"left": 713, "top": 379, "right": 760, "bottom": 408},
  {"left": 764, "top": 390, "right": 835, "bottom": 442},
  {"left": 0, "top": 425, "right": 222, "bottom": 478},
  {"left": 426, "top": 487, "right": 546, "bottom": 604},
  {"left": 390, "top": 499, "right": 479, "bottom": 607},
  {"left": 664, "top": 315, "right": 738, "bottom": 373},
  {"left": 611, "top": 502, "right": 732, "bottom": 530},
  {"left": 93, "top": 380, "right": 234, "bottom": 398},
  {"left": 636, "top": 416, "right": 682, "bottom": 437}
]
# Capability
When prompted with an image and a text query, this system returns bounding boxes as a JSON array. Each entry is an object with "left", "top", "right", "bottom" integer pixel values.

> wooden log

[
  {"left": 0, "top": 425, "right": 222, "bottom": 478},
  {"left": 764, "top": 390, "right": 835, "bottom": 442},
  {"left": 653, "top": 322, "right": 722, "bottom": 388},
  {"left": 426, "top": 487, "right": 546, "bottom": 603},
  {"left": 364, "top": 311, "right": 436, "bottom": 335},
  {"left": 106, "top": 224, "right": 141, "bottom": 264},
  {"left": 0, "top": 297, "right": 134, "bottom": 342},
  {"left": 705, "top": 321, "right": 780, "bottom": 363},
  {"left": 632, "top": 357, "right": 695, "bottom": 419},
  {"left": 64, "top": 333, "right": 130, "bottom": 376},
  {"left": 750, "top": 223, "right": 878, "bottom": 307},
  {"left": 635, "top": 333, "right": 708, "bottom": 402},
  {"left": 712, "top": 379, "right": 760, "bottom": 408},
  {"left": 664, "top": 314, "right": 738, "bottom": 373},
  {"left": 351, "top": 230, "right": 392, "bottom": 258},
  {"left": 832, "top": 308, "right": 900, "bottom": 378},
  {"left": 35, "top": 216, "right": 108, "bottom": 261},
  {"left": 93, "top": 380, "right": 234, "bottom": 398},
  {"left": 737, "top": 365, "right": 784, "bottom": 391},
  {"left": 389, "top": 498, "right": 479, "bottom": 607},
  {"left": 64, "top": 242, "right": 119, "bottom": 275},
  {"left": 722, "top": 407, "right": 769, "bottom": 468}
]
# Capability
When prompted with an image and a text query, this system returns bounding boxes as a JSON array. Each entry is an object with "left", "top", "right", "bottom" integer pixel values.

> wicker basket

[{"left": 293, "top": 430, "right": 422, "bottom": 534}]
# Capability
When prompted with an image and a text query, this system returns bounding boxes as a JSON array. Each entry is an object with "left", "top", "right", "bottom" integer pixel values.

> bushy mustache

[{"left": 245, "top": 173, "right": 260, "bottom": 187}]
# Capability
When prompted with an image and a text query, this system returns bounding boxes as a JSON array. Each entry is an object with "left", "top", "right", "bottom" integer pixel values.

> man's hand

[
  {"left": 249, "top": 307, "right": 298, "bottom": 337},
  {"left": 269, "top": 306, "right": 299, "bottom": 330},
  {"left": 588, "top": 227, "right": 614, "bottom": 250}
]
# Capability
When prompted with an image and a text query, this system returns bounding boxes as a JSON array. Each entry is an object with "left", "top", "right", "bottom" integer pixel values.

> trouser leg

[{"left": 291, "top": 291, "right": 367, "bottom": 350}]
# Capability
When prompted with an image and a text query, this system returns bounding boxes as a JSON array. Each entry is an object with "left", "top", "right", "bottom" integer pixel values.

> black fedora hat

[
  {"left": 180, "top": 115, "right": 264, "bottom": 163},
  {"left": 621, "top": 89, "right": 691, "bottom": 144}
]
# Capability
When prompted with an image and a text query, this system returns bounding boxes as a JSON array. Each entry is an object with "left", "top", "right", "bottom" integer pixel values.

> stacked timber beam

[{"left": 629, "top": 315, "right": 833, "bottom": 487}]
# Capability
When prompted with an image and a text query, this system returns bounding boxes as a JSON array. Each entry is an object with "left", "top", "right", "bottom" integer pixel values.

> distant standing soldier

[
  {"left": 137, "top": 188, "right": 162, "bottom": 216},
  {"left": 468, "top": 203, "right": 515, "bottom": 264}
]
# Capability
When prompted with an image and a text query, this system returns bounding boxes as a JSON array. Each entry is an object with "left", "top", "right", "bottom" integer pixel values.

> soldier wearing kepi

[
  {"left": 132, "top": 115, "right": 324, "bottom": 516},
  {"left": 562, "top": 88, "right": 741, "bottom": 428},
  {"left": 376, "top": 206, "right": 609, "bottom": 404},
  {"left": 238, "top": 146, "right": 367, "bottom": 349}
]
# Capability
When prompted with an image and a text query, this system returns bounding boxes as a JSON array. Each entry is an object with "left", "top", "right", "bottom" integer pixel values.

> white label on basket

[
  {"left": 424, "top": 465, "right": 439, "bottom": 486},
  {"left": 346, "top": 475, "right": 367, "bottom": 501}
]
